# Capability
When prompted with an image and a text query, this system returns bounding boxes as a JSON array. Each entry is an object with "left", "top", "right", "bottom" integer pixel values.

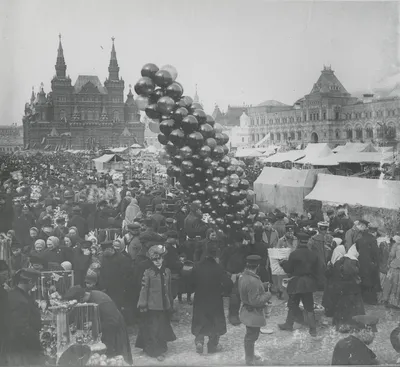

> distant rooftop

[
  {"left": 73, "top": 75, "right": 108, "bottom": 94},
  {"left": 257, "top": 100, "right": 288, "bottom": 107}
]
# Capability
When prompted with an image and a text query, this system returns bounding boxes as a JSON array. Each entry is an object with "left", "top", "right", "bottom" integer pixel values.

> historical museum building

[
  {"left": 0, "top": 124, "right": 23, "bottom": 153},
  {"left": 23, "top": 36, "right": 144, "bottom": 150},
  {"left": 245, "top": 66, "right": 400, "bottom": 148}
]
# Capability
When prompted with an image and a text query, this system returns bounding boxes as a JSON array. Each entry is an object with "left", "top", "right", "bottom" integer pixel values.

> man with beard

[
  {"left": 278, "top": 240, "right": 319, "bottom": 337},
  {"left": 98, "top": 241, "right": 131, "bottom": 312},
  {"left": 7, "top": 268, "right": 44, "bottom": 366},
  {"left": 191, "top": 240, "right": 233, "bottom": 354},
  {"left": 332, "top": 315, "right": 379, "bottom": 365},
  {"left": 238, "top": 255, "right": 272, "bottom": 366},
  {"left": 356, "top": 220, "right": 381, "bottom": 305},
  {"left": 307, "top": 222, "right": 333, "bottom": 290}
]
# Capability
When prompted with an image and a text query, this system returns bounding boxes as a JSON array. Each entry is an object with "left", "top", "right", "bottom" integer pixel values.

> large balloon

[
  {"left": 172, "top": 107, "right": 189, "bottom": 124},
  {"left": 215, "top": 132, "right": 224, "bottom": 145},
  {"left": 179, "top": 146, "right": 193, "bottom": 159},
  {"left": 214, "top": 123, "right": 223, "bottom": 133},
  {"left": 205, "top": 138, "right": 217, "bottom": 150},
  {"left": 165, "top": 141, "right": 177, "bottom": 155},
  {"left": 165, "top": 82, "right": 183, "bottom": 100},
  {"left": 212, "top": 146, "right": 225, "bottom": 160},
  {"left": 149, "top": 88, "right": 165, "bottom": 104},
  {"left": 134, "top": 77, "right": 155, "bottom": 96},
  {"left": 157, "top": 96, "right": 176, "bottom": 115},
  {"left": 206, "top": 115, "right": 215, "bottom": 127},
  {"left": 199, "top": 123, "right": 215, "bottom": 139},
  {"left": 177, "top": 96, "right": 193, "bottom": 109},
  {"left": 145, "top": 104, "right": 161, "bottom": 120},
  {"left": 159, "top": 119, "right": 176, "bottom": 136},
  {"left": 135, "top": 95, "right": 149, "bottom": 111},
  {"left": 154, "top": 70, "right": 173, "bottom": 88},
  {"left": 160, "top": 64, "right": 178, "bottom": 81},
  {"left": 181, "top": 115, "right": 198, "bottom": 134},
  {"left": 187, "top": 132, "right": 204, "bottom": 150},
  {"left": 221, "top": 133, "right": 230, "bottom": 145},
  {"left": 192, "top": 109, "right": 207, "bottom": 124},
  {"left": 169, "top": 129, "right": 185, "bottom": 147},
  {"left": 149, "top": 120, "right": 161, "bottom": 134},
  {"left": 181, "top": 160, "right": 194, "bottom": 173},
  {"left": 158, "top": 133, "right": 169, "bottom": 145},
  {"left": 141, "top": 63, "right": 159, "bottom": 78},
  {"left": 191, "top": 102, "right": 203, "bottom": 111}
]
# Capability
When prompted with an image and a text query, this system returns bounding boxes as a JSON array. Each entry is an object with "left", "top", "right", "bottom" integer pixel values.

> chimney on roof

[{"left": 362, "top": 93, "right": 374, "bottom": 104}]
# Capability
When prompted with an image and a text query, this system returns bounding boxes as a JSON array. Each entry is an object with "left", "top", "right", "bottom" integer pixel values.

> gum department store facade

[
  {"left": 244, "top": 66, "right": 400, "bottom": 148},
  {"left": 23, "top": 36, "right": 144, "bottom": 151}
]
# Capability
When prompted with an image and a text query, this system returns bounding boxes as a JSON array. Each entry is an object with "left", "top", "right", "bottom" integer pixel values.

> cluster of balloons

[{"left": 134, "top": 63, "right": 260, "bottom": 235}]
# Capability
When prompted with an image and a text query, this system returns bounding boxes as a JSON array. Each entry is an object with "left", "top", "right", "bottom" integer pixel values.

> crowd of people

[{"left": 0, "top": 152, "right": 399, "bottom": 366}]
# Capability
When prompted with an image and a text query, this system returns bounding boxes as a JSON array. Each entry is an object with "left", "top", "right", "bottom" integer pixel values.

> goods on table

[{"left": 86, "top": 353, "right": 131, "bottom": 366}]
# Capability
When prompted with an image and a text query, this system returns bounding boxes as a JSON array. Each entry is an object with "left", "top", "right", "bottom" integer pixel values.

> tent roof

[
  {"left": 262, "top": 150, "right": 305, "bottom": 163},
  {"left": 336, "top": 152, "right": 394, "bottom": 164},
  {"left": 109, "top": 147, "right": 129, "bottom": 153},
  {"left": 92, "top": 154, "right": 124, "bottom": 163},
  {"left": 235, "top": 148, "right": 263, "bottom": 158},
  {"left": 333, "top": 142, "right": 377, "bottom": 153},
  {"left": 296, "top": 143, "right": 332, "bottom": 165},
  {"left": 255, "top": 167, "right": 325, "bottom": 188},
  {"left": 305, "top": 173, "right": 400, "bottom": 210}
]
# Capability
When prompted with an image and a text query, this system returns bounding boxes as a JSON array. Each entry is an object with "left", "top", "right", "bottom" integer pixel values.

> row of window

[
  {"left": 60, "top": 110, "right": 123, "bottom": 121},
  {"left": 250, "top": 112, "right": 339, "bottom": 126},
  {"left": 0, "top": 147, "right": 18, "bottom": 152},
  {"left": 56, "top": 96, "right": 123, "bottom": 103}
]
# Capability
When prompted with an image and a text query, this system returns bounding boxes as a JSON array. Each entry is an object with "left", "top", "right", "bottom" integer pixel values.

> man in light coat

[{"left": 238, "top": 255, "right": 272, "bottom": 366}]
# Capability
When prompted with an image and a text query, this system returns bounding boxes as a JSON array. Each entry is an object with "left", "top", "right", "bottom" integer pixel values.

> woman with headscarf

[
  {"left": 135, "top": 244, "right": 176, "bottom": 362},
  {"left": 322, "top": 238, "right": 346, "bottom": 317},
  {"left": 382, "top": 236, "right": 400, "bottom": 309},
  {"left": 41, "top": 236, "right": 71, "bottom": 266},
  {"left": 331, "top": 243, "right": 365, "bottom": 332},
  {"left": 123, "top": 197, "right": 142, "bottom": 230}
]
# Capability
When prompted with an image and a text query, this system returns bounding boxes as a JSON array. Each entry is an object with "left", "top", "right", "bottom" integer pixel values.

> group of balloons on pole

[{"left": 134, "top": 63, "right": 264, "bottom": 237}]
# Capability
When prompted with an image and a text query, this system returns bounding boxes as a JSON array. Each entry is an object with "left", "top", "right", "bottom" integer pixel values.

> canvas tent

[
  {"left": 304, "top": 174, "right": 400, "bottom": 233},
  {"left": 332, "top": 142, "right": 377, "bottom": 153},
  {"left": 92, "top": 154, "right": 125, "bottom": 172},
  {"left": 296, "top": 143, "right": 333, "bottom": 165},
  {"left": 262, "top": 150, "right": 305, "bottom": 163},
  {"left": 253, "top": 167, "right": 329, "bottom": 213},
  {"left": 235, "top": 148, "right": 263, "bottom": 158}
]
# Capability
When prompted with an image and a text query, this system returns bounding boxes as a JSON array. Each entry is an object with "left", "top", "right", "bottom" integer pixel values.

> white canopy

[
  {"left": 254, "top": 167, "right": 329, "bottom": 213},
  {"left": 336, "top": 152, "right": 394, "bottom": 164},
  {"left": 305, "top": 173, "right": 400, "bottom": 210},
  {"left": 333, "top": 142, "right": 377, "bottom": 153},
  {"left": 262, "top": 150, "right": 305, "bottom": 163},
  {"left": 235, "top": 148, "right": 263, "bottom": 158},
  {"left": 109, "top": 147, "right": 129, "bottom": 153},
  {"left": 296, "top": 143, "right": 333, "bottom": 165}
]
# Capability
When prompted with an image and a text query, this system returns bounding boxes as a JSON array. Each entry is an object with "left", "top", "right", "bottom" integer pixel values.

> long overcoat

[{"left": 190, "top": 257, "right": 233, "bottom": 336}]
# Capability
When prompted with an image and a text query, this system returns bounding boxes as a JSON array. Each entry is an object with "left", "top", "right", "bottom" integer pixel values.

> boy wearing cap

[
  {"left": 332, "top": 315, "right": 379, "bottom": 365},
  {"left": 7, "top": 268, "right": 44, "bottom": 366},
  {"left": 238, "top": 255, "right": 272, "bottom": 366}
]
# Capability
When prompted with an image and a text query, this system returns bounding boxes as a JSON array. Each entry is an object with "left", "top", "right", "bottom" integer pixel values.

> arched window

[
  {"left": 255, "top": 134, "right": 259, "bottom": 142},
  {"left": 387, "top": 124, "right": 396, "bottom": 139},
  {"left": 365, "top": 125, "right": 373, "bottom": 139},
  {"left": 87, "top": 110, "right": 94, "bottom": 120},
  {"left": 80, "top": 110, "right": 85, "bottom": 120},
  {"left": 335, "top": 129, "right": 340, "bottom": 139},
  {"left": 113, "top": 110, "right": 120, "bottom": 121},
  {"left": 60, "top": 110, "right": 66, "bottom": 121},
  {"left": 355, "top": 125, "right": 363, "bottom": 139},
  {"left": 290, "top": 131, "right": 295, "bottom": 140},
  {"left": 95, "top": 111, "right": 100, "bottom": 120},
  {"left": 283, "top": 132, "right": 288, "bottom": 141},
  {"left": 41, "top": 111, "right": 46, "bottom": 120},
  {"left": 297, "top": 131, "right": 301, "bottom": 140},
  {"left": 377, "top": 126, "right": 383, "bottom": 139},
  {"left": 276, "top": 132, "right": 281, "bottom": 141},
  {"left": 270, "top": 133, "right": 274, "bottom": 140},
  {"left": 346, "top": 128, "right": 353, "bottom": 139}
]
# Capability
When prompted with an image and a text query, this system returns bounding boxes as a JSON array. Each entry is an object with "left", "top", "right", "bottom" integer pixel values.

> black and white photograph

[{"left": 0, "top": 0, "right": 400, "bottom": 365}]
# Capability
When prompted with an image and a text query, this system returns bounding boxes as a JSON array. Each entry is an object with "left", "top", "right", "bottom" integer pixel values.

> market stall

[
  {"left": 304, "top": 173, "right": 400, "bottom": 234},
  {"left": 253, "top": 167, "right": 329, "bottom": 214},
  {"left": 92, "top": 154, "right": 125, "bottom": 172}
]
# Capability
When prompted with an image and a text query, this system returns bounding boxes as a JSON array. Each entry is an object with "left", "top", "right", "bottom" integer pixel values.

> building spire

[
  {"left": 108, "top": 36, "right": 120, "bottom": 81},
  {"left": 30, "top": 86, "right": 35, "bottom": 104},
  {"left": 55, "top": 33, "right": 67, "bottom": 78},
  {"left": 194, "top": 84, "right": 199, "bottom": 103}
]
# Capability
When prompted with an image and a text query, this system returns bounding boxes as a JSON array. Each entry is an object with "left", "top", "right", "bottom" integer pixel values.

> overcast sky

[{"left": 0, "top": 0, "right": 398, "bottom": 125}]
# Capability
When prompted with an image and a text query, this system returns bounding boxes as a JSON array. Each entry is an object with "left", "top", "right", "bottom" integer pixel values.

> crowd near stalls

[
  {"left": 0, "top": 146, "right": 400, "bottom": 366},
  {"left": 239, "top": 142, "right": 399, "bottom": 180}
]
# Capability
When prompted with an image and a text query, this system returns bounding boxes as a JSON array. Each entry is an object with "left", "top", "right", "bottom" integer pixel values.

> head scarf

[
  {"left": 331, "top": 244, "right": 346, "bottom": 265},
  {"left": 345, "top": 244, "right": 359, "bottom": 261},
  {"left": 47, "top": 236, "right": 60, "bottom": 248}
]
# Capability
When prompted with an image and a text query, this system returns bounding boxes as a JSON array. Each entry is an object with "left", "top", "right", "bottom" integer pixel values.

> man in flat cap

[
  {"left": 7, "top": 268, "right": 44, "bottom": 366},
  {"left": 356, "top": 219, "right": 381, "bottom": 305},
  {"left": 238, "top": 255, "right": 272, "bottom": 366},
  {"left": 332, "top": 314, "right": 379, "bottom": 365},
  {"left": 307, "top": 221, "right": 333, "bottom": 290}
]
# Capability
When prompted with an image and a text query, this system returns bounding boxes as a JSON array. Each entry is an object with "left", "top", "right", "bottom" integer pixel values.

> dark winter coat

[
  {"left": 41, "top": 246, "right": 72, "bottom": 265},
  {"left": 356, "top": 233, "right": 381, "bottom": 291},
  {"left": 190, "top": 257, "right": 233, "bottom": 336},
  {"left": 98, "top": 251, "right": 132, "bottom": 310},
  {"left": 331, "top": 335, "right": 377, "bottom": 365},
  {"left": 0, "top": 286, "right": 8, "bottom": 366},
  {"left": 131, "top": 255, "right": 152, "bottom": 318},
  {"left": 72, "top": 247, "right": 91, "bottom": 287},
  {"left": 7, "top": 287, "right": 45, "bottom": 366},
  {"left": 68, "top": 214, "right": 88, "bottom": 238},
  {"left": 280, "top": 243, "right": 319, "bottom": 294},
  {"left": 220, "top": 244, "right": 250, "bottom": 275},
  {"left": 184, "top": 213, "right": 208, "bottom": 239}
]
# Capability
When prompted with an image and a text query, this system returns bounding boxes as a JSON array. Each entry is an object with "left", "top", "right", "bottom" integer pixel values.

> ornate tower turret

[
  {"left": 55, "top": 34, "right": 67, "bottom": 78},
  {"left": 124, "top": 84, "right": 140, "bottom": 122}
]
